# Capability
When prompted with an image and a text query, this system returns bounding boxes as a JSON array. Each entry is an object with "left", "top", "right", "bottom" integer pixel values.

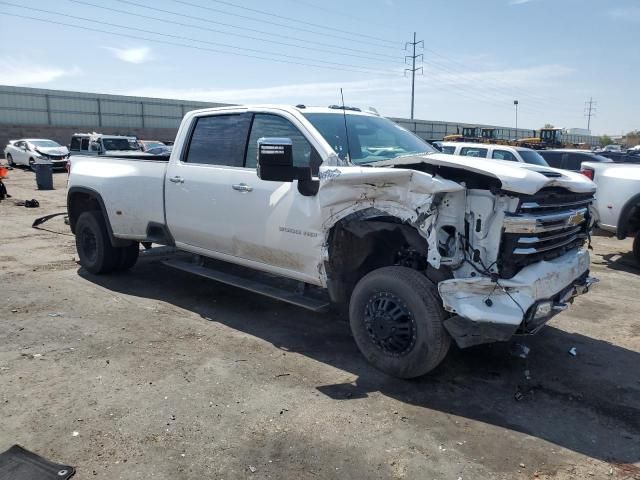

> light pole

[{"left": 513, "top": 100, "right": 519, "bottom": 138}]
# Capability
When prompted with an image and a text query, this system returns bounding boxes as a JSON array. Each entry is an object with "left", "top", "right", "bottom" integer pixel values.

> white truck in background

[
  {"left": 581, "top": 162, "right": 640, "bottom": 263},
  {"left": 67, "top": 105, "right": 597, "bottom": 378}
]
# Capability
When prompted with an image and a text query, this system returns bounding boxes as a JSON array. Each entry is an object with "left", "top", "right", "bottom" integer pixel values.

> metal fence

[
  {"left": 0, "top": 85, "right": 601, "bottom": 147},
  {"left": 0, "top": 85, "right": 230, "bottom": 130}
]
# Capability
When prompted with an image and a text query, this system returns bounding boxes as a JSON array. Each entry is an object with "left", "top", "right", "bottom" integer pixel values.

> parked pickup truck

[
  {"left": 67, "top": 105, "right": 597, "bottom": 378},
  {"left": 581, "top": 162, "right": 640, "bottom": 263}
]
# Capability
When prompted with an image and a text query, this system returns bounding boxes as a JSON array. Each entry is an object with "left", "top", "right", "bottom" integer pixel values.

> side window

[
  {"left": 492, "top": 149, "right": 517, "bottom": 161},
  {"left": 246, "top": 114, "right": 315, "bottom": 169},
  {"left": 80, "top": 138, "right": 90, "bottom": 151},
  {"left": 542, "top": 152, "right": 562, "bottom": 167},
  {"left": 184, "top": 114, "right": 251, "bottom": 166},
  {"left": 70, "top": 137, "right": 81, "bottom": 151},
  {"left": 441, "top": 146, "right": 455, "bottom": 154},
  {"left": 460, "top": 147, "right": 488, "bottom": 158},
  {"left": 564, "top": 153, "right": 585, "bottom": 171}
]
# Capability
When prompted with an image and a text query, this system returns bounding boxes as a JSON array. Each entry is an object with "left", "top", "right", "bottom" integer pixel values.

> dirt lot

[{"left": 1, "top": 165, "right": 639, "bottom": 480}]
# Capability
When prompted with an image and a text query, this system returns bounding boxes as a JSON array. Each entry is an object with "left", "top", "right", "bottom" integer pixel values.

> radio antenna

[{"left": 340, "top": 88, "right": 352, "bottom": 164}]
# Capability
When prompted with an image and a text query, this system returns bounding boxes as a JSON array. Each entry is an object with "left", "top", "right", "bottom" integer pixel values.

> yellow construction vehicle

[
  {"left": 516, "top": 128, "right": 565, "bottom": 149},
  {"left": 443, "top": 126, "right": 480, "bottom": 142}
]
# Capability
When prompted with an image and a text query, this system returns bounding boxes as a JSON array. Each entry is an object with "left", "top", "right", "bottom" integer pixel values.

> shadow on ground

[{"left": 80, "top": 253, "right": 640, "bottom": 465}]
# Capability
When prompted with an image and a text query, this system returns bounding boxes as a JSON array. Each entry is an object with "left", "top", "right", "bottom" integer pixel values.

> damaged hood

[
  {"left": 35, "top": 146, "right": 69, "bottom": 156},
  {"left": 375, "top": 153, "right": 596, "bottom": 195}
]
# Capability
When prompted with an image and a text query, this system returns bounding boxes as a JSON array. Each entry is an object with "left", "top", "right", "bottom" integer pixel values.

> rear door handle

[
  {"left": 232, "top": 183, "right": 253, "bottom": 192},
  {"left": 169, "top": 176, "right": 184, "bottom": 184}
]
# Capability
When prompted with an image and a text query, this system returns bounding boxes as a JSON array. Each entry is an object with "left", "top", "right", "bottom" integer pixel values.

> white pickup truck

[
  {"left": 67, "top": 105, "right": 597, "bottom": 378},
  {"left": 581, "top": 162, "right": 640, "bottom": 263}
]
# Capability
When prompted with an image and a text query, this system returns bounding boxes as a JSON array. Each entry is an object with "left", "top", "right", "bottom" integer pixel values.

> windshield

[
  {"left": 143, "top": 141, "right": 165, "bottom": 149},
  {"left": 519, "top": 150, "right": 549, "bottom": 166},
  {"left": 30, "top": 140, "right": 61, "bottom": 148},
  {"left": 102, "top": 138, "right": 138, "bottom": 151},
  {"left": 303, "top": 113, "right": 436, "bottom": 164}
]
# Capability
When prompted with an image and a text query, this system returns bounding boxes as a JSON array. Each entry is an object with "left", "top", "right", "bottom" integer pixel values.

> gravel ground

[{"left": 1, "top": 165, "right": 639, "bottom": 480}]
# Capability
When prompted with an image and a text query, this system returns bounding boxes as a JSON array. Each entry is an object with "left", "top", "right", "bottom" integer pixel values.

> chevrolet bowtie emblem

[{"left": 567, "top": 211, "right": 585, "bottom": 227}]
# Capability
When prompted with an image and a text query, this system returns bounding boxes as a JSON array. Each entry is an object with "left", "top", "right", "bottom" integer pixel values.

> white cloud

[
  {"left": 609, "top": 7, "right": 640, "bottom": 22},
  {"left": 0, "top": 60, "right": 80, "bottom": 86},
  {"left": 509, "top": 0, "right": 533, "bottom": 5},
  {"left": 124, "top": 63, "right": 573, "bottom": 118},
  {"left": 103, "top": 46, "right": 152, "bottom": 64}
]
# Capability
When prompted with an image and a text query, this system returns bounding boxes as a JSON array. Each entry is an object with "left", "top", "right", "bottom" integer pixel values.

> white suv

[{"left": 440, "top": 142, "right": 549, "bottom": 166}]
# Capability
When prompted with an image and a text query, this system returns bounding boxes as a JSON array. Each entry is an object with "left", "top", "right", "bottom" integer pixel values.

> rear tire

[
  {"left": 75, "top": 211, "right": 120, "bottom": 274},
  {"left": 116, "top": 242, "right": 140, "bottom": 271},
  {"left": 349, "top": 266, "right": 451, "bottom": 379},
  {"left": 633, "top": 232, "right": 640, "bottom": 265},
  {"left": 6, "top": 154, "right": 14, "bottom": 166}
]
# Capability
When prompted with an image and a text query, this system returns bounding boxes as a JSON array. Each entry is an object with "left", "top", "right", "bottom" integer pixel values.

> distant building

[{"left": 566, "top": 128, "right": 591, "bottom": 136}]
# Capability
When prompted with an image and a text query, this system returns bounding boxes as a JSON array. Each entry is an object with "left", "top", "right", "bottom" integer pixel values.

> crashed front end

[{"left": 435, "top": 187, "right": 598, "bottom": 348}]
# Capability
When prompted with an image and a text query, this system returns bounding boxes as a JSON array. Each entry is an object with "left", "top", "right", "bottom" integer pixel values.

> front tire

[
  {"left": 29, "top": 158, "right": 36, "bottom": 171},
  {"left": 633, "top": 232, "right": 640, "bottom": 265},
  {"left": 116, "top": 242, "right": 140, "bottom": 271},
  {"left": 75, "top": 211, "right": 120, "bottom": 274},
  {"left": 349, "top": 266, "right": 451, "bottom": 379},
  {"left": 6, "top": 154, "right": 14, "bottom": 166}
]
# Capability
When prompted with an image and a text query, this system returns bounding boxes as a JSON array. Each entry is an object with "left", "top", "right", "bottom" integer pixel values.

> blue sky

[{"left": 0, "top": 0, "right": 638, "bottom": 135}]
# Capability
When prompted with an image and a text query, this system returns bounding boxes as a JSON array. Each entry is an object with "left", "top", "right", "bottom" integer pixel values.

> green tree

[
  {"left": 600, "top": 134, "right": 613, "bottom": 147},
  {"left": 544, "top": 123, "right": 555, "bottom": 128}
]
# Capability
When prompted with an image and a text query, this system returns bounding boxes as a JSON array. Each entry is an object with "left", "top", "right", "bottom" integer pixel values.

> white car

[
  {"left": 581, "top": 162, "right": 640, "bottom": 263},
  {"left": 4, "top": 138, "right": 69, "bottom": 170},
  {"left": 439, "top": 142, "right": 549, "bottom": 166}
]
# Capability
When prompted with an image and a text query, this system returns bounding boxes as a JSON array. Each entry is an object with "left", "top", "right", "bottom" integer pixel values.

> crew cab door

[
  {"left": 164, "top": 112, "right": 252, "bottom": 257},
  {"left": 228, "top": 112, "right": 325, "bottom": 284}
]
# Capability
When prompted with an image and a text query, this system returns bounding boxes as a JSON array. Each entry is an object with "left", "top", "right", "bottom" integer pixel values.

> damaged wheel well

[
  {"left": 325, "top": 208, "right": 450, "bottom": 311},
  {"left": 618, "top": 194, "right": 640, "bottom": 239}
]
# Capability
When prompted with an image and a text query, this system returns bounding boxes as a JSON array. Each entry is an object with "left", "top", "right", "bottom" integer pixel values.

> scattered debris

[
  {"left": 569, "top": 347, "right": 577, "bottom": 356},
  {"left": 72, "top": 431, "right": 79, "bottom": 437},
  {"left": 520, "top": 463, "right": 526, "bottom": 468},
  {"left": 249, "top": 465, "right": 257, "bottom": 473},
  {"left": 48, "top": 312, "right": 64, "bottom": 317},
  {"left": 275, "top": 373, "right": 290, "bottom": 378},
  {"left": 170, "top": 414, "right": 176, "bottom": 421},
  {"left": 524, "top": 369, "right": 531, "bottom": 380},
  {"left": 514, "top": 391, "right": 524, "bottom": 401}
]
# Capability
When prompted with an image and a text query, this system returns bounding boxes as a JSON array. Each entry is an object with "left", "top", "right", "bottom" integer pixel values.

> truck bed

[{"left": 68, "top": 155, "right": 169, "bottom": 240}]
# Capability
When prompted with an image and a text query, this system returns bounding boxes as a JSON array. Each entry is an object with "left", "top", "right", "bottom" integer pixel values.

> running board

[{"left": 162, "top": 258, "right": 331, "bottom": 313}]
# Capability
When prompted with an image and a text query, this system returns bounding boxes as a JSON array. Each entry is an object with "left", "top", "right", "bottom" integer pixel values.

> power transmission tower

[
  {"left": 405, "top": 32, "right": 423, "bottom": 119},
  {"left": 584, "top": 97, "right": 597, "bottom": 131}
]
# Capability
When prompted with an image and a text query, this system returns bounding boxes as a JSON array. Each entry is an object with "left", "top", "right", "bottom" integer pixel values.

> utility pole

[
  {"left": 584, "top": 97, "right": 596, "bottom": 132},
  {"left": 405, "top": 32, "right": 423, "bottom": 120},
  {"left": 514, "top": 100, "right": 519, "bottom": 134}
]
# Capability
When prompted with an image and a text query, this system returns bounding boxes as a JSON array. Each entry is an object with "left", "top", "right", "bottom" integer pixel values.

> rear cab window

[
  {"left": 80, "top": 138, "right": 90, "bottom": 151},
  {"left": 183, "top": 114, "right": 252, "bottom": 167},
  {"left": 441, "top": 146, "right": 455, "bottom": 154}
]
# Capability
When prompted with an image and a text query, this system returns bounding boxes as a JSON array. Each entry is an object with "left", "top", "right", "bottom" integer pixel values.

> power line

[
  {"left": 161, "top": 0, "right": 398, "bottom": 50},
  {"left": 0, "top": 3, "right": 399, "bottom": 75},
  {"left": 280, "top": 0, "right": 399, "bottom": 32},
  {"left": 198, "top": 0, "right": 399, "bottom": 46},
  {"left": 67, "top": 0, "right": 401, "bottom": 64},
  {"left": 0, "top": 11, "right": 400, "bottom": 76},
  {"left": 584, "top": 97, "right": 597, "bottom": 131},
  {"left": 110, "top": 0, "right": 400, "bottom": 60},
  {"left": 404, "top": 32, "right": 423, "bottom": 120}
]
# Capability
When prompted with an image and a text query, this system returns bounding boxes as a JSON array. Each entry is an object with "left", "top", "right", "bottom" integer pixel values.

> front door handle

[
  {"left": 169, "top": 176, "right": 184, "bottom": 184},
  {"left": 232, "top": 183, "right": 253, "bottom": 192}
]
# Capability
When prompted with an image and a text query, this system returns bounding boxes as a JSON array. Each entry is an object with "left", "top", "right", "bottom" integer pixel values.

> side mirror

[{"left": 257, "top": 137, "right": 299, "bottom": 182}]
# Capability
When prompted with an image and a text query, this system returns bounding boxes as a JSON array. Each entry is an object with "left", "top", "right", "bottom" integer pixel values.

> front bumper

[{"left": 438, "top": 248, "right": 597, "bottom": 348}]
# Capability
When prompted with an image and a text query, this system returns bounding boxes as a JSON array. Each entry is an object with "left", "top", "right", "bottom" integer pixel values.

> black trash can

[{"left": 35, "top": 163, "right": 54, "bottom": 190}]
